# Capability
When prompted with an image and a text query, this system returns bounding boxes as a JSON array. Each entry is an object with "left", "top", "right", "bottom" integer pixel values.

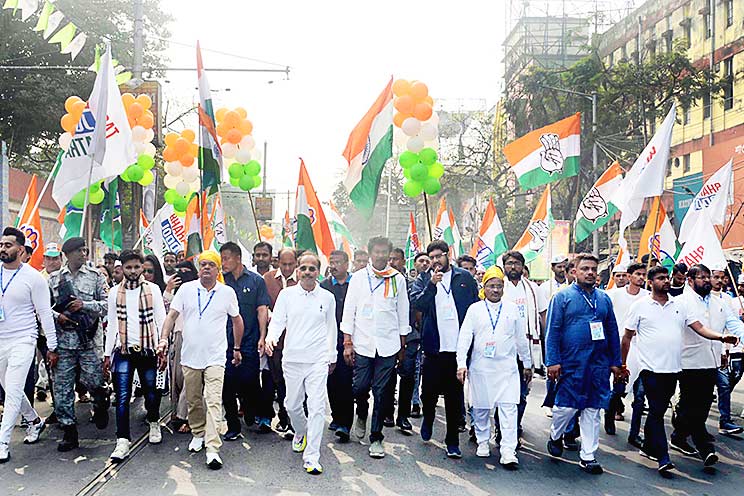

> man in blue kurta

[{"left": 544, "top": 253, "right": 622, "bottom": 475}]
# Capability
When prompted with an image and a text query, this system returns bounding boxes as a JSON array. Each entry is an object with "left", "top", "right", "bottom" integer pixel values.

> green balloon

[
  {"left": 137, "top": 154, "right": 155, "bottom": 170},
  {"left": 89, "top": 189, "right": 105, "bottom": 205},
  {"left": 173, "top": 196, "right": 188, "bottom": 212},
  {"left": 228, "top": 162, "right": 244, "bottom": 178},
  {"left": 403, "top": 180, "right": 423, "bottom": 198},
  {"left": 399, "top": 151, "right": 418, "bottom": 168},
  {"left": 139, "top": 169, "right": 154, "bottom": 186},
  {"left": 239, "top": 174, "right": 254, "bottom": 191},
  {"left": 164, "top": 189, "right": 179, "bottom": 204},
  {"left": 428, "top": 161, "right": 444, "bottom": 179},
  {"left": 410, "top": 162, "right": 428, "bottom": 182},
  {"left": 244, "top": 160, "right": 261, "bottom": 176},
  {"left": 71, "top": 190, "right": 87, "bottom": 209},
  {"left": 229, "top": 176, "right": 240, "bottom": 187},
  {"left": 128, "top": 165, "right": 144, "bottom": 182},
  {"left": 423, "top": 177, "right": 441, "bottom": 195},
  {"left": 419, "top": 147, "right": 438, "bottom": 166},
  {"left": 120, "top": 168, "right": 131, "bottom": 182},
  {"left": 89, "top": 182, "right": 101, "bottom": 194},
  {"left": 253, "top": 176, "right": 262, "bottom": 189},
  {"left": 403, "top": 166, "right": 412, "bottom": 179}
]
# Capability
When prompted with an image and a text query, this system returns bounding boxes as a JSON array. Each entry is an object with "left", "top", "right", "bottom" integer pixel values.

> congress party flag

[
  {"left": 574, "top": 161, "right": 623, "bottom": 243},
  {"left": 637, "top": 197, "right": 679, "bottom": 268},
  {"left": 196, "top": 42, "right": 223, "bottom": 194},
  {"left": 15, "top": 175, "right": 44, "bottom": 270},
  {"left": 513, "top": 186, "right": 554, "bottom": 263},
  {"left": 679, "top": 158, "right": 733, "bottom": 243},
  {"left": 296, "top": 159, "right": 335, "bottom": 257},
  {"left": 470, "top": 198, "right": 508, "bottom": 268},
  {"left": 433, "top": 197, "right": 463, "bottom": 258},
  {"left": 405, "top": 212, "right": 421, "bottom": 272}
]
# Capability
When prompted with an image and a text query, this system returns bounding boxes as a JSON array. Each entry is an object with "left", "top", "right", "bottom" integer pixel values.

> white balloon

[
  {"left": 163, "top": 173, "right": 181, "bottom": 189},
  {"left": 165, "top": 162, "right": 182, "bottom": 176},
  {"left": 175, "top": 180, "right": 190, "bottom": 196},
  {"left": 58, "top": 132, "right": 72, "bottom": 151},
  {"left": 189, "top": 179, "right": 201, "bottom": 191},
  {"left": 407, "top": 136, "right": 424, "bottom": 153},
  {"left": 221, "top": 143, "right": 237, "bottom": 159},
  {"left": 133, "top": 141, "right": 146, "bottom": 154},
  {"left": 419, "top": 122, "right": 438, "bottom": 141},
  {"left": 240, "top": 135, "right": 256, "bottom": 150},
  {"left": 181, "top": 166, "right": 199, "bottom": 183},
  {"left": 144, "top": 142, "right": 157, "bottom": 157},
  {"left": 144, "top": 128, "right": 155, "bottom": 143},
  {"left": 425, "top": 112, "right": 439, "bottom": 126},
  {"left": 131, "top": 125, "right": 147, "bottom": 142},
  {"left": 235, "top": 147, "right": 252, "bottom": 163},
  {"left": 401, "top": 117, "right": 421, "bottom": 137}
]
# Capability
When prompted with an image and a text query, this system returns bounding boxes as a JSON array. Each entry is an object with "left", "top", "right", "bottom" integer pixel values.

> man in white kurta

[{"left": 456, "top": 266, "right": 531, "bottom": 469}]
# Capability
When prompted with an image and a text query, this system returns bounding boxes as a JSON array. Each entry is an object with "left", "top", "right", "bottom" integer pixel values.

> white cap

[
  {"left": 709, "top": 263, "right": 727, "bottom": 273},
  {"left": 612, "top": 264, "right": 628, "bottom": 274},
  {"left": 114, "top": 260, "right": 122, "bottom": 267},
  {"left": 550, "top": 254, "right": 568, "bottom": 265}
]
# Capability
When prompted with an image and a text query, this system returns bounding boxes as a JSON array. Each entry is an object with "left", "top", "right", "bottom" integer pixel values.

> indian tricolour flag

[
  {"left": 470, "top": 198, "right": 508, "bottom": 268},
  {"left": 503, "top": 113, "right": 581, "bottom": 190},
  {"left": 514, "top": 186, "right": 554, "bottom": 262},
  {"left": 328, "top": 201, "right": 356, "bottom": 259},
  {"left": 637, "top": 196, "right": 679, "bottom": 269},
  {"left": 196, "top": 41, "right": 223, "bottom": 194},
  {"left": 433, "top": 197, "right": 463, "bottom": 258},
  {"left": 282, "top": 210, "right": 294, "bottom": 247},
  {"left": 405, "top": 212, "right": 421, "bottom": 271},
  {"left": 296, "top": 159, "right": 335, "bottom": 257},
  {"left": 342, "top": 78, "right": 394, "bottom": 218},
  {"left": 574, "top": 161, "right": 623, "bottom": 243}
]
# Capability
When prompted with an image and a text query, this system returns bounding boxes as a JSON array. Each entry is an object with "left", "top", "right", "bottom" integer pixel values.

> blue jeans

[
  {"left": 717, "top": 356, "right": 744, "bottom": 425},
  {"left": 641, "top": 370, "right": 677, "bottom": 467},
  {"left": 112, "top": 351, "right": 160, "bottom": 440},
  {"left": 629, "top": 377, "right": 646, "bottom": 440}
]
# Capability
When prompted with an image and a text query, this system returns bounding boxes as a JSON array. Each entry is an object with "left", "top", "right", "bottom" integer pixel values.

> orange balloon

[
  {"left": 239, "top": 119, "right": 253, "bottom": 135},
  {"left": 410, "top": 81, "right": 429, "bottom": 101},
  {"left": 215, "top": 107, "right": 228, "bottom": 123},
  {"left": 189, "top": 143, "right": 199, "bottom": 156},
  {"left": 393, "top": 111, "right": 408, "bottom": 128},
  {"left": 64, "top": 96, "right": 82, "bottom": 113},
  {"left": 180, "top": 154, "right": 195, "bottom": 167},
  {"left": 72, "top": 100, "right": 87, "bottom": 116},
  {"left": 424, "top": 95, "right": 434, "bottom": 106},
  {"left": 226, "top": 128, "right": 242, "bottom": 144},
  {"left": 223, "top": 110, "right": 240, "bottom": 128},
  {"left": 164, "top": 132, "right": 179, "bottom": 147},
  {"left": 216, "top": 123, "right": 228, "bottom": 137},
  {"left": 162, "top": 147, "right": 178, "bottom": 162},
  {"left": 135, "top": 94, "right": 152, "bottom": 110},
  {"left": 60, "top": 113, "right": 78, "bottom": 134},
  {"left": 121, "top": 93, "right": 135, "bottom": 108},
  {"left": 394, "top": 95, "right": 415, "bottom": 115},
  {"left": 181, "top": 129, "right": 196, "bottom": 142},
  {"left": 128, "top": 116, "right": 137, "bottom": 129},
  {"left": 174, "top": 138, "right": 190, "bottom": 155},
  {"left": 138, "top": 113, "right": 154, "bottom": 129},
  {"left": 235, "top": 107, "right": 248, "bottom": 119},
  {"left": 392, "top": 79, "right": 411, "bottom": 97},
  {"left": 129, "top": 102, "right": 144, "bottom": 119},
  {"left": 413, "top": 102, "right": 433, "bottom": 121}
]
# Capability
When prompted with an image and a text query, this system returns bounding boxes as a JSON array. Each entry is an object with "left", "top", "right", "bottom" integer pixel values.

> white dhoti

[{"left": 283, "top": 361, "right": 328, "bottom": 465}]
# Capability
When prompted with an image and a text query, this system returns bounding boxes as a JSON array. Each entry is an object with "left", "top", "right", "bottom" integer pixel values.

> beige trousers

[{"left": 183, "top": 365, "right": 226, "bottom": 453}]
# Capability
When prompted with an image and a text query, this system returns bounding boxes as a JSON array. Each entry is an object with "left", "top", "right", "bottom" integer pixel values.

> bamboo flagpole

[{"left": 422, "top": 193, "right": 433, "bottom": 245}]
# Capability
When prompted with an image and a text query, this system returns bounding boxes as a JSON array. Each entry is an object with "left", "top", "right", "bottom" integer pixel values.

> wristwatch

[{"left": 233, "top": 347, "right": 241, "bottom": 351}]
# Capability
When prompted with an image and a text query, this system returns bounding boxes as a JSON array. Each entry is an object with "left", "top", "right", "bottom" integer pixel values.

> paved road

[{"left": 1, "top": 379, "right": 743, "bottom": 495}]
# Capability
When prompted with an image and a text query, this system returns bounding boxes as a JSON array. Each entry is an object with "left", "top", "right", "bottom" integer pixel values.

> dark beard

[
  {"left": 694, "top": 283, "right": 712, "bottom": 297},
  {"left": 0, "top": 252, "right": 18, "bottom": 263}
]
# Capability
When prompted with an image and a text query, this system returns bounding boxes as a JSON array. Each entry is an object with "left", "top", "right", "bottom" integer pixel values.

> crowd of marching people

[{"left": 1, "top": 225, "right": 744, "bottom": 477}]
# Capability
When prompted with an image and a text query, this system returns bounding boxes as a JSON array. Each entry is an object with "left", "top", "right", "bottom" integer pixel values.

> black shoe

[
  {"left": 383, "top": 417, "right": 395, "bottom": 428},
  {"left": 396, "top": 418, "right": 413, "bottom": 434},
  {"left": 703, "top": 452, "right": 719, "bottom": 467},
  {"left": 57, "top": 425, "right": 79, "bottom": 452},
  {"left": 334, "top": 426, "right": 350, "bottom": 443},
  {"left": 658, "top": 461, "right": 675, "bottom": 475},
  {"left": 563, "top": 437, "right": 579, "bottom": 451},
  {"left": 638, "top": 449, "right": 658, "bottom": 462},
  {"left": 224, "top": 430, "right": 243, "bottom": 441},
  {"left": 469, "top": 426, "right": 477, "bottom": 444},
  {"left": 670, "top": 437, "right": 699, "bottom": 457},
  {"left": 410, "top": 405, "right": 421, "bottom": 418},
  {"left": 604, "top": 413, "right": 616, "bottom": 436},
  {"left": 628, "top": 435, "right": 644, "bottom": 449},
  {"left": 579, "top": 459, "right": 603, "bottom": 475},
  {"left": 547, "top": 437, "right": 563, "bottom": 458}
]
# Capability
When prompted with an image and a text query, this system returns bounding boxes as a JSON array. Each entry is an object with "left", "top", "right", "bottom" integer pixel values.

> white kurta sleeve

[
  {"left": 457, "top": 304, "right": 477, "bottom": 369},
  {"left": 326, "top": 295, "right": 338, "bottom": 363},
  {"left": 340, "top": 278, "right": 358, "bottom": 337},
  {"left": 267, "top": 289, "right": 288, "bottom": 343},
  {"left": 514, "top": 307, "right": 532, "bottom": 369},
  {"left": 396, "top": 274, "right": 411, "bottom": 336}
]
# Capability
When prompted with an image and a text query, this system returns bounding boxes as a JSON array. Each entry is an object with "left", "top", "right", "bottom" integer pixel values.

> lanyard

[
  {"left": 197, "top": 287, "right": 216, "bottom": 319},
  {"left": 0, "top": 264, "right": 22, "bottom": 298},
  {"left": 485, "top": 301, "right": 503, "bottom": 333},
  {"left": 438, "top": 272, "right": 452, "bottom": 295},
  {"left": 366, "top": 269, "right": 385, "bottom": 294},
  {"left": 577, "top": 286, "right": 597, "bottom": 316}
]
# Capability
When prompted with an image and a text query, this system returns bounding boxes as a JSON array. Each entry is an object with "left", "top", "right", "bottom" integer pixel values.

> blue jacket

[{"left": 410, "top": 266, "right": 480, "bottom": 355}]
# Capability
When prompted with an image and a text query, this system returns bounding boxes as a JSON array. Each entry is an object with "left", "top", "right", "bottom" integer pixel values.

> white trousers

[
  {"left": 472, "top": 403, "right": 518, "bottom": 458},
  {"left": 283, "top": 361, "right": 328, "bottom": 465},
  {"left": 0, "top": 337, "right": 39, "bottom": 445},
  {"left": 550, "top": 406, "right": 600, "bottom": 462}
]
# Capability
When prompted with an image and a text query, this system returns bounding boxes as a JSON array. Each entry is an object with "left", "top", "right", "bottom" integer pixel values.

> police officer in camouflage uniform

[{"left": 48, "top": 237, "right": 110, "bottom": 452}]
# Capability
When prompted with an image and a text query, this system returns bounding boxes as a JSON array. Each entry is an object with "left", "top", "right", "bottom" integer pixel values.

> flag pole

[
  {"left": 422, "top": 193, "right": 433, "bottom": 244},
  {"left": 78, "top": 155, "right": 96, "bottom": 237},
  {"left": 247, "top": 190, "right": 261, "bottom": 240}
]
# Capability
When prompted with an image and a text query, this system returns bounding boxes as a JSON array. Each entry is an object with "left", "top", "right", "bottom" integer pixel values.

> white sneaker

[
  {"left": 500, "top": 452, "right": 519, "bottom": 468},
  {"left": 476, "top": 441, "right": 490, "bottom": 458},
  {"left": 23, "top": 417, "right": 46, "bottom": 444},
  {"left": 354, "top": 416, "right": 367, "bottom": 440},
  {"left": 0, "top": 442, "right": 9, "bottom": 463},
  {"left": 149, "top": 422, "right": 162, "bottom": 444},
  {"left": 368, "top": 440, "right": 385, "bottom": 458},
  {"left": 206, "top": 451, "right": 223, "bottom": 470},
  {"left": 110, "top": 438, "right": 131, "bottom": 462},
  {"left": 188, "top": 436, "right": 205, "bottom": 453}
]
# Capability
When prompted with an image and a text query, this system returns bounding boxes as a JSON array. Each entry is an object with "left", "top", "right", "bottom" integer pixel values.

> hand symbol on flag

[
  {"left": 527, "top": 220, "right": 550, "bottom": 252},
  {"left": 578, "top": 188, "right": 608, "bottom": 223},
  {"left": 539, "top": 133, "right": 564, "bottom": 174}
]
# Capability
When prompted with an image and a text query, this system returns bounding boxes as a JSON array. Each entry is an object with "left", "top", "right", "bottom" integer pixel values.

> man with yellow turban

[
  {"left": 456, "top": 265, "right": 532, "bottom": 469},
  {"left": 158, "top": 250, "right": 244, "bottom": 470}
]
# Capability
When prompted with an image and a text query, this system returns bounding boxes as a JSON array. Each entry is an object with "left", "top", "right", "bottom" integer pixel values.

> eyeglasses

[{"left": 143, "top": 269, "right": 155, "bottom": 274}]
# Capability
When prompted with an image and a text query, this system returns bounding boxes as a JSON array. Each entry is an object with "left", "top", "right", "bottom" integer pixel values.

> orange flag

[{"left": 16, "top": 175, "right": 45, "bottom": 270}]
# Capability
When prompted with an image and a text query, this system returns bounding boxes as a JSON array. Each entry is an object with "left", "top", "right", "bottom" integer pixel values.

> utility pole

[{"left": 262, "top": 141, "right": 267, "bottom": 195}]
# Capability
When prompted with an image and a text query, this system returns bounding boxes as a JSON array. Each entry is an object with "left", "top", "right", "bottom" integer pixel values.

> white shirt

[
  {"left": 0, "top": 263, "right": 57, "bottom": 350},
  {"left": 538, "top": 277, "right": 568, "bottom": 303},
  {"left": 608, "top": 285, "right": 649, "bottom": 337},
  {"left": 625, "top": 295, "right": 702, "bottom": 373},
  {"left": 171, "top": 280, "right": 239, "bottom": 369},
  {"left": 105, "top": 281, "right": 167, "bottom": 357},
  {"left": 503, "top": 277, "right": 547, "bottom": 339},
  {"left": 435, "top": 269, "right": 460, "bottom": 352},
  {"left": 341, "top": 265, "right": 410, "bottom": 358},
  {"left": 267, "top": 283, "right": 337, "bottom": 364}
]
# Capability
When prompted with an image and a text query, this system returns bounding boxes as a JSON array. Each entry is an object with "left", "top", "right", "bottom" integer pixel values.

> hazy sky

[{"left": 159, "top": 0, "right": 508, "bottom": 209}]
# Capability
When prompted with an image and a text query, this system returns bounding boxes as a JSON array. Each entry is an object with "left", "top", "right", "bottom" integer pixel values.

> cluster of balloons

[
  {"left": 392, "top": 79, "right": 443, "bottom": 197},
  {"left": 162, "top": 130, "right": 200, "bottom": 213},
  {"left": 59, "top": 95, "right": 86, "bottom": 150},
  {"left": 70, "top": 181, "right": 105, "bottom": 209},
  {"left": 120, "top": 93, "right": 156, "bottom": 186},
  {"left": 216, "top": 107, "right": 261, "bottom": 191}
]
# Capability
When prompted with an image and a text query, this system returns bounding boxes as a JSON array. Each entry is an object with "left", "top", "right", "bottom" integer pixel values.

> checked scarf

[
  {"left": 116, "top": 275, "right": 156, "bottom": 352},
  {"left": 369, "top": 264, "right": 399, "bottom": 297}
]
